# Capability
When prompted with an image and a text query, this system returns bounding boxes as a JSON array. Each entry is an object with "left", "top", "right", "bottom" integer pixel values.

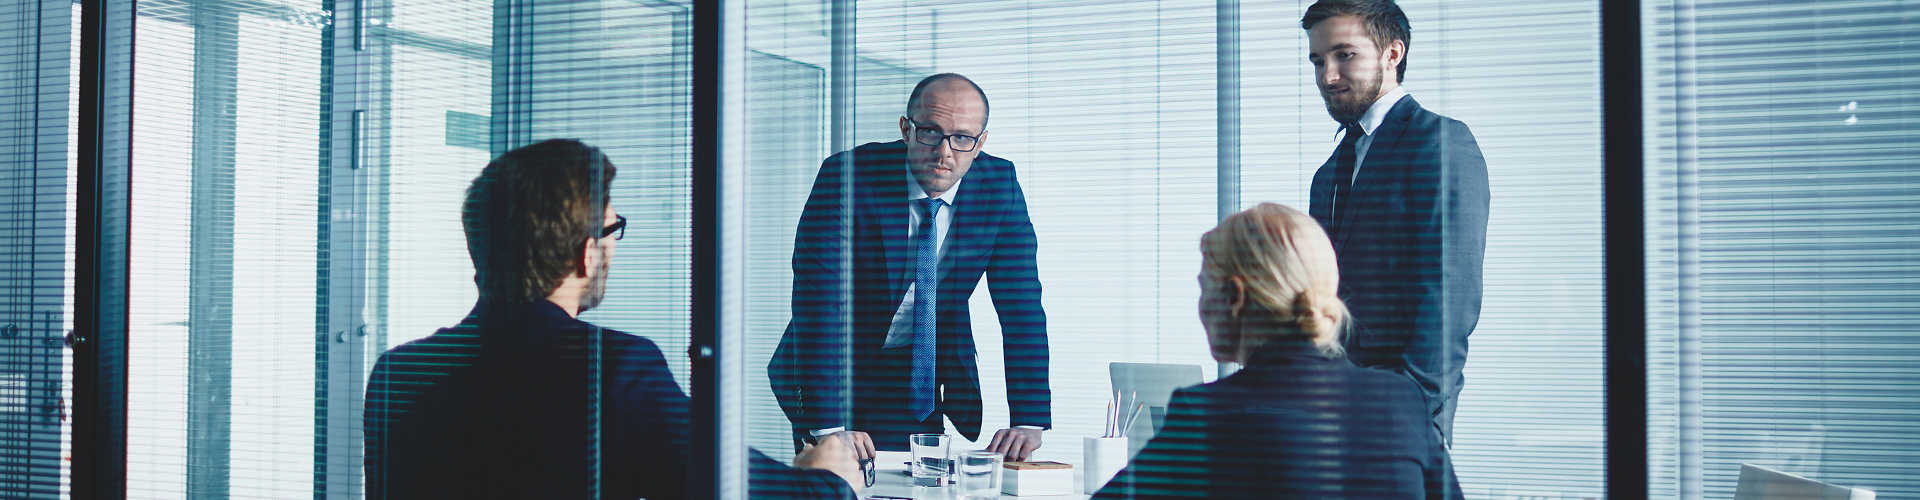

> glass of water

[
  {"left": 909, "top": 433, "right": 951, "bottom": 485},
  {"left": 955, "top": 450, "right": 1003, "bottom": 499}
]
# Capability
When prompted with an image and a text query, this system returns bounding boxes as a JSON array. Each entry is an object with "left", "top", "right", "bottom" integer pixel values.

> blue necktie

[{"left": 909, "top": 197, "right": 944, "bottom": 422}]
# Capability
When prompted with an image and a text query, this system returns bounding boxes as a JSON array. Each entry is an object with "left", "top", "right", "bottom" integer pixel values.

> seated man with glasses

[
  {"left": 365, "top": 139, "right": 863, "bottom": 499},
  {"left": 771, "top": 73, "right": 1053, "bottom": 462}
]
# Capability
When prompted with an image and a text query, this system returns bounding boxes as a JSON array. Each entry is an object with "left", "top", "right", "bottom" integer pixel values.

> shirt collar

[
  {"left": 1354, "top": 85, "right": 1409, "bottom": 137},
  {"left": 905, "top": 166, "right": 962, "bottom": 205}
]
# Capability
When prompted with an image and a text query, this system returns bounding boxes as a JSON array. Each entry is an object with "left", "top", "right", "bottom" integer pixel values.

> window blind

[
  {"left": 1645, "top": 0, "right": 1920, "bottom": 497},
  {"left": 0, "top": 0, "right": 74, "bottom": 496},
  {"left": 125, "top": 0, "right": 324, "bottom": 497}
]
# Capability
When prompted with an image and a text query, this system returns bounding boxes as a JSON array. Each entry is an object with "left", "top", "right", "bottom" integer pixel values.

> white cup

[{"left": 1082, "top": 436, "right": 1129, "bottom": 494}]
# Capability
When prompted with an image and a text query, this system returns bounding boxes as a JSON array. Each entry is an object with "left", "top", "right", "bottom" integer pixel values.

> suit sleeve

[
  {"left": 986, "top": 164, "right": 1052, "bottom": 429},
  {"left": 363, "top": 354, "right": 393, "bottom": 500},
  {"left": 1401, "top": 119, "right": 1489, "bottom": 438},
  {"left": 605, "top": 336, "right": 692, "bottom": 500},
  {"left": 747, "top": 449, "right": 859, "bottom": 500},
  {"left": 770, "top": 152, "right": 856, "bottom": 435}
]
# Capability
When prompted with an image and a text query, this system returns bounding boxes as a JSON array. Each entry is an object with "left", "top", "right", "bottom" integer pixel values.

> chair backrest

[
  {"left": 1734, "top": 463, "right": 1875, "bottom": 500},
  {"left": 1108, "top": 362, "right": 1204, "bottom": 455}
]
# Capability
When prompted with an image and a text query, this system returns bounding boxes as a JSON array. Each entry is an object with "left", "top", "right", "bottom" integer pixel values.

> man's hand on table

[
  {"left": 819, "top": 430, "right": 876, "bottom": 461},
  {"left": 794, "top": 433, "right": 865, "bottom": 495},
  {"left": 986, "top": 427, "right": 1042, "bottom": 461}
]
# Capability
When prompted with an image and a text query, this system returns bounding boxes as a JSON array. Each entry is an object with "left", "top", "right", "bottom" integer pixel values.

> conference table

[{"left": 864, "top": 451, "right": 1094, "bottom": 500}]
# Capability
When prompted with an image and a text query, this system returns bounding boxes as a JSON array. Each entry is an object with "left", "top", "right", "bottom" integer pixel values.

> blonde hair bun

[{"left": 1201, "top": 203, "right": 1349, "bottom": 357}]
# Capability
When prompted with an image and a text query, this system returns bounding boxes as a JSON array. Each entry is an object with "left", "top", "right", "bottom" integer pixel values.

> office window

[
  {"left": 117, "top": 0, "right": 692, "bottom": 496},
  {"left": 124, "top": 2, "right": 323, "bottom": 496},
  {"left": 1645, "top": 0, "right": 1920, "bottom": 497}
]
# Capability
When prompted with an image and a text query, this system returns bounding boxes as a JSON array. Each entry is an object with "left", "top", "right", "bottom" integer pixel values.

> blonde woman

[{"left": 1091, "top": 203, "right": 1458, "bottom": 500}]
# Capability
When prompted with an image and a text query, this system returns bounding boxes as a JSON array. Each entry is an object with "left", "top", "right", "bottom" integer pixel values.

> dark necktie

[
  {"left": 1331, "top": 124, "right": 1363, "bottom": 224},
  {"left": 909, "top": 197, "right": 945, "bottom": 422}
]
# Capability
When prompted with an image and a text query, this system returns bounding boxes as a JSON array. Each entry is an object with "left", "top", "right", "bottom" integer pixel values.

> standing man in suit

[
  {"left": 770, "top": 74, "right": 1051, "bottom": 461},
  {"left": 365, "top": 139, "right": 862, "bottom": 499},
  {"left": 1300, "top": 0, "right": 1490, "bottom": 445}
]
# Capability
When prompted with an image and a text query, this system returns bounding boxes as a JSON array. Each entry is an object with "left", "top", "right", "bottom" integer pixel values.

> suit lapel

[
  {"left": 860, "top": 143, "right": 915, "bottom": 300},
  {"left": 1336, "top": 97, "right": 1420, "bottom": 250},
  {"left": 1309, "top": 156, "right": 1339, "bottom": 241}
]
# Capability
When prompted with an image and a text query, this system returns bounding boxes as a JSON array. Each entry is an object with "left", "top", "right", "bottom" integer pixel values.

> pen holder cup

[{"left": 1082, "top": 436, "right": 1129, "bottom": 493}]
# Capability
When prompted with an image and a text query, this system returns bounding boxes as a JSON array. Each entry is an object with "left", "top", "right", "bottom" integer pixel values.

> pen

[{"left": 1122, "top": 402, "right": 1144, "bottom": 438}]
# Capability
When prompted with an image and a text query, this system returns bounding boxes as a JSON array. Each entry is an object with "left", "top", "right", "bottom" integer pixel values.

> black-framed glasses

[
  {"left": 601, "top": 214, "right": 626, "bottom": 241},
  {"left": 860, "top": 457, "right": 876, "bottom": 487},
  {"left": 906, "top": 118, "right": 982, "bottom": 152}
]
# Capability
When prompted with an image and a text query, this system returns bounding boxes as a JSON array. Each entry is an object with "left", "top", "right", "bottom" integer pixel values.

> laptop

[
  {"left": 1734, "top": 463, "right": 1875, "bottom": 500},
  {"left": 1108, "top": 362, "right": 1205, "bottom": 456}
]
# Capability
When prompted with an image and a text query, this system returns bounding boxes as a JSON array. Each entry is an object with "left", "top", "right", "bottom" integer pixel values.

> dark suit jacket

[
  {"left": 769, "top": 140, "right": 1051, "bottom": 442},
  {"left": 1092, "top": 342, "right": 1460, "bottom": 500},
  {"left": 1308, "top": 96, "right": 1489, "bottom": 442},
  {"left": 365, "top": 301, "right": 854, "bottom": 500}
]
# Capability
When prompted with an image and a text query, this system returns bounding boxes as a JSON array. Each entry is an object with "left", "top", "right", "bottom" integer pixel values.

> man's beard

[
  {"left": 1322, "top": 70, "right": 1385, "bottom": 125},
  {"left": 577, "top": 256, "right": 610, "bottom": 313}
]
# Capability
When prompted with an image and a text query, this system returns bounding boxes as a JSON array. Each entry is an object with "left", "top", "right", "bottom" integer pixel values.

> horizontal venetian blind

[
  {"left": 125, "top": 1, "right": 325, "bottom": 497},
  {"left": 0, "top": 0, "right": 74, "bottom": 496},
  {"left": 516, "top": 0, "right": 695, "bottom": 388},
  {"left": 1645, "top": 0, "right": 1920, "bottom": 497}
]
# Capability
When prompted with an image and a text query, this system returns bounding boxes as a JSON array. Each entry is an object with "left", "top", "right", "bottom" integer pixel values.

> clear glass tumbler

[
  {"left": 909, "top": 433, "right": 951, "bottom": 486},
  {"left": 955, "top": 450, "right": 1003, "bottom": 499}
]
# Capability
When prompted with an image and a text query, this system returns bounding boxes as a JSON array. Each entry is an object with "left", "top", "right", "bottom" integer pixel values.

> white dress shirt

[
  {"left": 810, "top": 167, "right": 1038, "bottom": 437},
  {"left": 1331, "top": 86, "right": 1408, "bottom": 222},
  {"left": 1349, "top": 85, "right": 1410, "bottom": 184}
]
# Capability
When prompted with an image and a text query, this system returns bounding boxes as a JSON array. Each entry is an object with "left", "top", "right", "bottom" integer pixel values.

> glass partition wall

[
  {"left": 0, "top": 0, "right": 76, "bottom": 496},
  {"left": 39, "top": 0, "right": 1920, "bottom": 498}
]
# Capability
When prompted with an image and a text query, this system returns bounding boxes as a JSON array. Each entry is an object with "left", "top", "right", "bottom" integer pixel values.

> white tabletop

[{"left": 862, "top": 452, "right": 1091, "bottom": 500}]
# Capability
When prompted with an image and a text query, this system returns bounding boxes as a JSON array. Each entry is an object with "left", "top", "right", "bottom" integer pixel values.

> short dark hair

[
  {"left": 905, "top": 73, "right": 990, "bottom": 130},
  {"left": 1301, "top": 0, "right": 1412, "bottom": 83},
  {"left": 462, "top": 139, "right": 617, "bottom": 305}
]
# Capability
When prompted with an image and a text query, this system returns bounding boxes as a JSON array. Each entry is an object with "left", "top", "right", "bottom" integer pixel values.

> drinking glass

[
  {"left": 955, "top": 450, "right": 1003, "bottom": 499},
  {"left": 909, "top": 433, "right": 951, "bottom": 485}
]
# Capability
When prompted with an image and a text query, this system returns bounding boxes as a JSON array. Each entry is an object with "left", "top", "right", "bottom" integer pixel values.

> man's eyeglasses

[
  {"left": 601, "top": 214, "right": 626, "bottom": 241},
  {"left": 906, "top": 118, "right": 982, "bottom": 152},
  {"left": 860, "top": 457, "right": 876, "bottom": 488}
]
